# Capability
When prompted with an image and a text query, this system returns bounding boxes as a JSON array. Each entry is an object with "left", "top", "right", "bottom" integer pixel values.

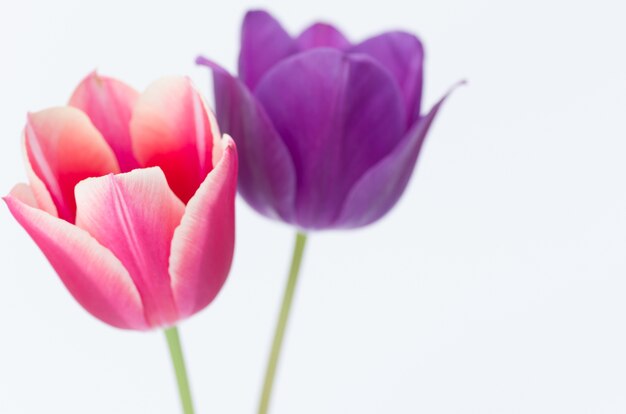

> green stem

[
  {"left": 258, "top": 232, "right": 308, "bottom": 414},
  {"left": 164, "top": 326, "right": 195, "bottom": 414}
]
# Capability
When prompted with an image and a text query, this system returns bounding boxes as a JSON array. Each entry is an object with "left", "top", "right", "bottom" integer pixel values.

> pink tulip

[{"left": 4, "top": 73, "right": 238, "bottom": 330}]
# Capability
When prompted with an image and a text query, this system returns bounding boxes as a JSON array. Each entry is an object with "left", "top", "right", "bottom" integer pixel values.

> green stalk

[
  {"left": 165, "top": 326, "right": 195, "bottom": 414},
  {"left": 258, "top": 232, "right": 308, "bottom": 414}
]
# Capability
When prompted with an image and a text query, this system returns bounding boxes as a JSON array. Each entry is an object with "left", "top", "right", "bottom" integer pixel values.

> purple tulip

[{"left": 197, "top": 10, "right": 461, "bottom": 230}]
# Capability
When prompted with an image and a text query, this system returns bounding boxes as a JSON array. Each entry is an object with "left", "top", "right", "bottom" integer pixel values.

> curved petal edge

[
  {"left": 74, "top": 168, "right": 184, "bottom": 328},
  {"left": 196, "top": 57, "right": 297, "bottom": 222},
  {"left": 169, "top": 135, "right": 238, "bottom": 318},
  {"left": 297, "top": 22, "right": 351, "bottom": 50},
  {"left": 238, "top": 10, "right": 298, "bottom": 90},
  {"left": 351, "top": 31, "right": 425, "bottom": 124},
  {"left": 4, "top": 187, "right": 147, "bottom": 330},
  {"left": 24, "top": 107, "right": 121, "bottom": 222},
  {"left": 130, "top": 76, "right": 218, "bottom": 205},
  {"left": 69, "top": 71, "right": 140, "bottom": 171},
  {"left": 335, "top": 81, "right": 465, "bottom": 228}
]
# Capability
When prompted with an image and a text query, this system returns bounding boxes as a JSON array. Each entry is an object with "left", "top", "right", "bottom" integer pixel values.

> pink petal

[
  {"left": 74, "top": 168, "right": 185, "bottom": 328},
  {"left": 130, "top": 77, "right": 219, "bottom": 204},
  {"left": 169, "top": 135, "right": 237, "bottom": 318},
  {"left": 21, "top": 139, "right": 58, "bottom": 216},
  {"left": 69, "top": 71, "right": 140, "bottom": 171},
  {"left": 4, "top": 187, "right": 147, "bottom": 330},
  {"left": 9, "top": 183, "right": 38, "bottom": 207},
  {"left": 25, "top": 107, "right": 121, "bottom": 222}
]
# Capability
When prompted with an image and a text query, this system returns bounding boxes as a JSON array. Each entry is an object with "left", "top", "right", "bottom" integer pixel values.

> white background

[{"left": 1, "top": 0, "right": 625, "bottom": 413}]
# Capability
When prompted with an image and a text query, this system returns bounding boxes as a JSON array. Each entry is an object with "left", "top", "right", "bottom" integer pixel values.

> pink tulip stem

[
  {"left": 258, "top": 231, "right": 308, "bottom": 414},
  {"left": 165, "top": 326, "right": 195, "bottom": 414}
]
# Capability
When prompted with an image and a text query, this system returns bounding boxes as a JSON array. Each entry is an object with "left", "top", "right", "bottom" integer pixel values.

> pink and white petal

[
  {"left": 69, "top": 71, "right": 140, "bottom": 171},
  {"left": 74, "top": 167, "right": 184, "bottom": 328},
  {"left": 9, "top": 183, "right": 38, "bottom": 207},
  {"left": 25, "top": 107, "right": 120, "bottom": 222},
  {"left": 208, "top": 109, "right": 224, "bottom": 167},
  {"left": 21, "top": 137, "right": 58, "bottom": 216},
  {"left": 4, "top": 190, "right": 147, "bottom": 330},
  {"left": 169, "top": 136, "right": 237, "bottom": 318},
  {"left": 130, "top": 76, "right": 216, "bottom": 204}
]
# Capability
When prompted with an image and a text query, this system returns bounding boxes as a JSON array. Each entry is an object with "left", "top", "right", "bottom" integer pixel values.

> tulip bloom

[
  {"left": 4, "top": 73, "right": 237, "bottom": 413},
  {"left": 197, "top": 10, "right": 462, "bottom": 414},
  {"left": 197, "top": 10, "right": 460, "bottom": 230},
  {"left": 4, "top": 73, "right": 237, "bottom": 330}
]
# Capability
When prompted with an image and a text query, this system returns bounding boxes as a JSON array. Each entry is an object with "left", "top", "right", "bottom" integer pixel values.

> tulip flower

[
  {"left": 197, "top": 10, "right": 462, "bottom": 414},
  {"left": 4, "top": 72, "right": 238, "bottom": 414}
]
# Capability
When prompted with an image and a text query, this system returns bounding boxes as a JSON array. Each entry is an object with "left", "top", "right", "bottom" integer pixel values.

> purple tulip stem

[{"left": 259, "top": 232, "right": 308, "bottom": 414}]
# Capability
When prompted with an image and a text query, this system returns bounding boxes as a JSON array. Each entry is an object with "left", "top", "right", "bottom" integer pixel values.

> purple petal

[
  {"left": 296, "top": 23, "right": 351, "bottom": 50},
  {"left": 238, "top": 10, "right": 298, "bottom": 91},
  {"left": 351, "top": 32, "right": 424, "bottom": 124},
  {"left": 334, "top": 82, "right": 464, "bottom": 228},
  {"left": 196, "top": 57, "right": 297, "bottom": 222},
  {"left": 254, "top": 49, "right": 405, "bottom": 229}
]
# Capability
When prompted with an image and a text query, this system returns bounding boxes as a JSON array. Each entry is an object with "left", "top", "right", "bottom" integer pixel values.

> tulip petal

[
  {"left": 9, "top": 183, "right": 38, "bottom": 207},
  {"left": 4, "top": 187, "right": 147, "bottom": 330},
  {"left": 169, "top": 136, "right": 237, "bottom": 318},
  {"left": 25, "top": 107, "right": 121, "bottom": 223},
  {"left": 69, "top": 72, "right": 140, "bottom": 171},
  {"left": 335, "top": 83, "right": 463, "bottom": 228},
  {"left": 351, "top": 32, "right": 424, "bottom": 124},
  {"left": 196, "top": 57, "right": 297, "bottom": 221},
  {"left": 254, "top": 49, "right": 405, "bottom": 229},
  {"left": 238, "top": 10, "right": 298, "bottom": 90},
  {"left": 130, "top": 77, "right": 218, "bottom": 204},
  {"left": 22, "top": 138, "right": 58, "bottom": 217},
  {"left": 297, "top": 22, "right": 351, "bottom": 50},
  {"left": 74, "top": 168, "right": 184, "bottom": 328}
]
